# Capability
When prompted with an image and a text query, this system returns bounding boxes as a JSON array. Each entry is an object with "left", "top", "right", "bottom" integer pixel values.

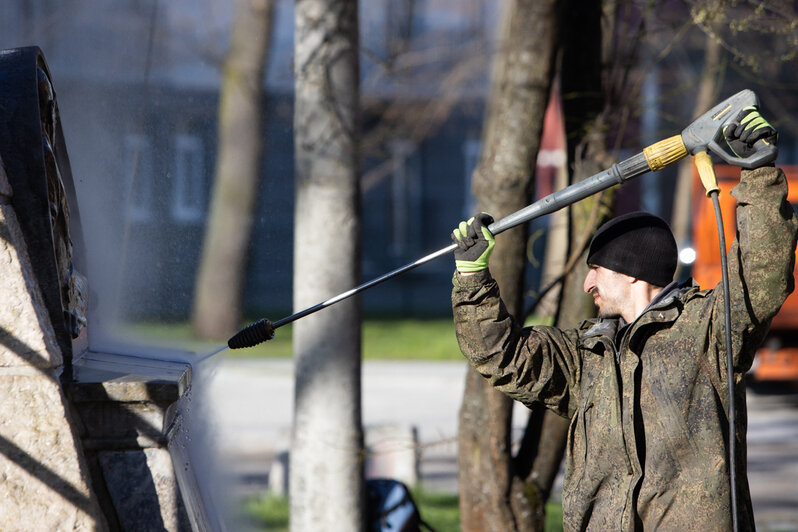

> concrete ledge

[
  {"left": 68, "top": 350, "right": 194, "bottom": 529},
  {"left": 69, "top": 351, "right": 192, "bottom": 450},
  {"left": 73, "top": 400, "right": 170, "bottom": 448},
  {"left": 71, "top": 351, "right": 191, "bottom": 402}
]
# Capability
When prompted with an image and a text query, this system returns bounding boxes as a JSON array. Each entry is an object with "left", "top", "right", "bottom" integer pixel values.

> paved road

[
  {"left": 204, "top": 359, "right": 798, "bottom": 530},
  {"left": 746, "top": 386, "right": 798, "bottom": 531}
]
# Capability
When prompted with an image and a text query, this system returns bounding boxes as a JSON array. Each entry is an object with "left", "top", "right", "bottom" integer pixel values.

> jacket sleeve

[
  {"left": 717, "top": 165, "right": 798, "bottom": 371},
  {"left": 451, "top": 270, "right": 580, "bottom": 417}
]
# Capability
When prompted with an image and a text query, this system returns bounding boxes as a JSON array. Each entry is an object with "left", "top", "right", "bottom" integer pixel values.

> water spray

[{"left": 194, "top": 344, "right": 229, "bottom": 364}]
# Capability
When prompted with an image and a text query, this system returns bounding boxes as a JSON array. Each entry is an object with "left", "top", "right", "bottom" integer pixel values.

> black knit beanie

[{"left": 586, "top": 211, "right": 677, "bottom": 287}]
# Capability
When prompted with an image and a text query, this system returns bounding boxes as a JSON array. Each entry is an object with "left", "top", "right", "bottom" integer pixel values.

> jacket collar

[
  {"left": 579, "top": 279, "right": 696, "bottom": 354},
  {"left": 580, "top": 319, "right": 618, "bottom": 354}
]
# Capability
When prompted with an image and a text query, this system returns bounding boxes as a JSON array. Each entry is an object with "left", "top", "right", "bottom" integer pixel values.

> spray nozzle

[{"left": 228, "top": 318, "right": 275, "bottom": 349}]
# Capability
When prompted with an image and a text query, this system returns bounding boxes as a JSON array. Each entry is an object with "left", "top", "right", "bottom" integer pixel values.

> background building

[{"left": 1, "top": 0, "right": 794, "bottom": 324}]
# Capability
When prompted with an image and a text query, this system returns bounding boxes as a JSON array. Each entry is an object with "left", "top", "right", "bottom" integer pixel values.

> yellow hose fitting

[
  {"left": 694, "top": 151, "right": 719, "bottom": 196},
  {"left": 643, "top": 135, "right": 688, "bottom": 171}
]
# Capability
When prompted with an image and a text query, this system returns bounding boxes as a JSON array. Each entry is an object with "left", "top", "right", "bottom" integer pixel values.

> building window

[
  {"left": 122, "top": 133, "right": 154, "bottom": 222},
  {"left": 462, "top": 139, "right": 480, "bottom": 218},
  {"left": 389, "top": 140, "right": 422, "bottom": 258},
  {"left": 171, "top": 134, "right": 206, "bottom": 223}
]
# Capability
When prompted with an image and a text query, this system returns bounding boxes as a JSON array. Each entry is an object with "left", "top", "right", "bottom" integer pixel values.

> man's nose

[{"left": 583, "top": 270, "right": 594, "bottom": 294}]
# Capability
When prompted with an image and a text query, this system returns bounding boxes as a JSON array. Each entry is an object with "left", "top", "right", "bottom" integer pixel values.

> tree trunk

[
  {"left": 517, "top": 0, "right": 622, "bottom": 522},
  {"left": 517, "top": 0, "right": 616, "bottom": 522},
  {"left": 191, "top": 0, "right": 274, "bottom": 340},
  {"left": 457, "top": 1, "right": 560, "bottom": 531},
  {"left": 558, "top": 0, "right": 617, "bottom": 331},
  {"left": 290, "top": 1, "right": 364, "bottom": 531}
]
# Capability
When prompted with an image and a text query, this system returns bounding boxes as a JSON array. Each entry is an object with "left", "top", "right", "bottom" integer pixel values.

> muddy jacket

[{"left": 452, "top": 166, "right": 798, "bottom": 531}]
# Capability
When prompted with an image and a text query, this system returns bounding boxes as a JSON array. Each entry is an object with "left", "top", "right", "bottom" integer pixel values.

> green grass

[
  {"left": 412, "top": 488, "right": 461, "bottom": 531},
  {"left": 119, "top": 318, "right": 463, "bottom": 360},
  {"left": 242, "top": 494, "right": 291, "bottom": 531},
  {"left": 545, "top": 500, "right": 564, "bottom": 532},
  {"left": 361, "top": 319, "right": 462, "bottom": 360},
  {"left": 242, "top": 491, "right": 563, "bottom": 531}
]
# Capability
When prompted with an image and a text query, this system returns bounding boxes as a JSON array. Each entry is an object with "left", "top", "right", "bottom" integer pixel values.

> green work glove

[
  {"left": 451, "top": 213, "right": 495, "bottom": 273},
  {"left": 724, "top": 105, "right": 777, "bottom": 160}
]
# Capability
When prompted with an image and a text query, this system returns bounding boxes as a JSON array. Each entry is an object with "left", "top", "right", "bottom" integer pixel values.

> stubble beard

[{"left": 594, "top": 291, "right": 622, "bottom": 319}]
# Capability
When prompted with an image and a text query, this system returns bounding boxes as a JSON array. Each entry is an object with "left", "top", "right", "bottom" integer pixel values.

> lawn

[
  {"left": 242, "top": 490, "right": 564, "bottom": 532},
  {"left": 119, "top": 317, "right": 464, "bottom": 360}
]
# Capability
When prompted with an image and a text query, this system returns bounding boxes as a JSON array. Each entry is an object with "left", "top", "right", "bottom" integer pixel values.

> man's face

[{"left": 583, "top": 265, "right": 633, "bottom": 319}]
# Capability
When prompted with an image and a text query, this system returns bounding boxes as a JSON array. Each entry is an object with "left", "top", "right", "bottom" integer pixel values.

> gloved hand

[
  {"left": 452, "top": 213, "right": 495, "bottom": 273},
  {"left": 724, "top": 105, "right": 777, "bottom": 160}
]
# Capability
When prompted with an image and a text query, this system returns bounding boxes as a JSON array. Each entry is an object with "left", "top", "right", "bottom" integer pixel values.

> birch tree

[{"left": 291, "top": 0, "right": 364, "bottom": 530}]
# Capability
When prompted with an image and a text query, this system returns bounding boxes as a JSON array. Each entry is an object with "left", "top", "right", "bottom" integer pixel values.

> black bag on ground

[{"left": 366, "top": 478, "right": 434, "bottom": 532}]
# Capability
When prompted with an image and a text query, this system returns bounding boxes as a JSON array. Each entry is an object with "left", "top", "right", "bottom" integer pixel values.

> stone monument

[{"left": 0, "top": 46, "right": 213, "bottom": 531}]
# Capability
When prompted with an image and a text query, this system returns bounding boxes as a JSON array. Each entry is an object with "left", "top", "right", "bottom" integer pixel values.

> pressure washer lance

[
  {"left": 225, "top": 89, "right": 776, "bottom": 532},
  {"left": 228, "top": 89, "right": 774, "bottom": 352}
]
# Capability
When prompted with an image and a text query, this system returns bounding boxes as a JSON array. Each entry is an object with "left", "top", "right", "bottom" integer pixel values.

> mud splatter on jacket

[{"left": 452, "top": 166, "right": 798, "bottom": 531}]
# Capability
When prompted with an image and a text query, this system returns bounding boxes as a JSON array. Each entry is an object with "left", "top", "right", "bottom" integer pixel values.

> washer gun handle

[
  {"left": 485, "top": 94, "right": 781, "bottom": 235},
  {"left": 487, "top": 128, "right": 691, "bottom": 236},
  {"left": 694, "top": 150, "right": 719, "bottom": 196},
  {"left": 682, "top": 89, "right": 778, "bottom": 169},
  {"left": 485, "top": 91, "right": 776, "bottom": 237}
]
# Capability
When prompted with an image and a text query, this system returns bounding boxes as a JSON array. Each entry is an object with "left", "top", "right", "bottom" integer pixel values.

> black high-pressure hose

[
  {"left": 710, "top": 191, "right": 739, "bottom": 532},
  {"left": 695, "top": 148, "right": 740, "bottom": 532}
]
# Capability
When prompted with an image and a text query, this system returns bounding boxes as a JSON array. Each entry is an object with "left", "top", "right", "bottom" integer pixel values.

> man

[{"left": 451, "top": 108, "right": 798, "bottom": 531}]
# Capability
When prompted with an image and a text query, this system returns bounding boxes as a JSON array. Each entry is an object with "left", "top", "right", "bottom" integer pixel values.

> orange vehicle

[{"left": 691, "top": 164, "right": 798, "bottom": 382}]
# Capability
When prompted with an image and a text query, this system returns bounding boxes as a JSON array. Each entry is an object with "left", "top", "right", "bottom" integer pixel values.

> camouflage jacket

[{"left": 452, "top": 166, "right": 798, "bottom": 531}]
